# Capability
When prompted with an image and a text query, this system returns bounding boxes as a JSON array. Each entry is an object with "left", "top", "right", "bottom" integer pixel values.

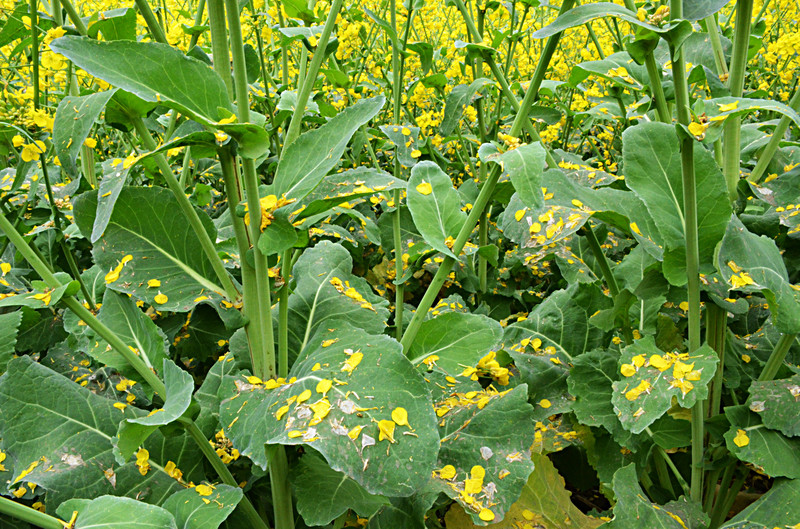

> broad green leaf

[
  {"left": 568, "top": 349, "right": 636, "bottom": 448},
  {"left": 721, "top": 478, "right": 800, "bottom": 528},
  {"left": 502, "top": 327, "right": 574, "bottom": 419},
  {"left": 439, "top": 79, "right": 495, "bottom": 136},
  {"left": 291, "top": 167, "right": 405, "bottom": 222},
  {"left": 570, "top": 52, "right": 647, "bottom": 91},
  {"left": 603, "top": 465, "right": 708, "bottom": 529},
  {"left": 367, "top": 490, "right": 439, "bottom": 529},
  {"left": 747, "top": 374, "right": 800, "bottom": 437},
  {"left": 622, "top": 122, "right": 731, "bottom": 285},
  {"left": 256, "top": 210, "right": 299, "bottom": 257},
  {"left": 83, "top": 290, "right": 169, "bottom": 388},
  {"left": 407, "top": 312, "right": 502, "bottom": 374},
  {"left": 57, "top": 496, "right": 177, "bottom": 529},
  {"left": 500, "top": 191, "right": 592, "bottom": 249},
  {"left": 273, "top": 96, "right": 385, "bottom": 200},
  {"left": 702, "top": 97, "right": 800, "bottom": 132},
  {"left": 724, "top": 405, "right": 800, "bottom": 478},
  {"left": 532, "top": 4, "right": 693, "bottom": 46},
  {"left": 50, "top": 36, "right": 232, "bottom": 123},
  {"left": 293, "top": 452, "right": 389, "bottom": 525},
  {"left": 73, "top": 187, "right": 229, "bottom": 311},
  {"left": 611, "top": 337, "right": 718, "bottom": 434},
  {"left": 407, "top": 161, "right": 468, "bottom": 259},
  {"left": 717, "top": 216, "right": 800, "bottom": 334},
  {"left": 683, "top": 0, "right": 730, "bottom": 20},
  {"left": 91, "top": 160, "right": 131, "bottom": 243},
  {"left": 474, "top": 453, "right": 603, "bottom": 529},
  {"left": 498, "top": 143, "right": 546, "bottom": 211},
  {"left": 0, "top": 356, "right": 202, "bottom": 508},
  {"left": 194, "top": 352, "right": 243, "bottom": 434},
  {"left": 53, "top": 89, "right": 118, "bottom": 179},
  {"left": 283, "top": 241, "right": 389, "bottom": 362},
  {"left": 0, "top": 276, "right": 80, "bottom": 310},
  {"left": 221, "top": 325, "right": 439, "bottom": 497},
  {"left": 129, "top": 359, "right": 193, "bottom": 426},
  {"left": 162, "top": 484, "right": 243, "bottom": 529},
  {"left": 380, "top": 124, "right": 422, "bottom": 168},
  {"left": 431, "top": 385, "right": 536, "bottom": 525},
  {"left": 0, "top": 310, "right": 22, "bottom": 373},
  {"left": 87, "top": 7, "right": 137, "bottom": 40}
]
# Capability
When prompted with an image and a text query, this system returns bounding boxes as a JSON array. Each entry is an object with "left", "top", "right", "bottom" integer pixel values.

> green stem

[
  {"left": 265, "top": 445, "right": 294, "bottom": 529},
  {"left": 758, "top": 332, "right": 796, "bottom": 381},
  {"left": 50, "top": 0, "right": 62, "bottom": 25},
  {"left": 29, "top": 0, "right": 39, "bottom": 110},
  {"left": 749, "top": 87, "right": 800, "bottom": 184},
  {"left": 187, "top": 0, "right": 206, "bottom": 49},
  {"left": 478, "top": 200, "right": 489, "bottom": 294},
  {"left": 671, "top": 0, "right": 704, "bottom": 503},
  {"left": 582, "top": 224, "right": 633, "bottom": 344},
  {"left": 707, "top": 304, "right": 727, "bottom": 417},
  {"left": 653, "top": 447, "right": 676, "bottom": 498},
  {"left": 278, "top": 248, "right": 291, "bottom": 378},
  {"left": 207, "top": 0, "right": 234, "bottom": 98},
  {"left": 722, "top": 0, "right": 754, "bottom": 201},
  {"left": 283, "top": 0, "right": 344, "bottom": 150},
  {"left": 709, "top": 468, "right": 747, "bottom": 529},
  {"left": 134, "top": 0, "right": 169, "bottom": 43},
  {"left": 644, "top": 52, "right": 671, "bottom": 123},
  {"left": 0, "top": 496, "right": 64, "bottom": 529},
  {"left": 59, "top": 0, "right": 88, "bottom": 35},
  {"left": 131, "top": 117, "right": 240, "bottom": 302},
  {"left": 181, "top": 420, "right": 270, "bottom": 529},
  {"left": 705, "top": 14, "right": 729, "bottom": 76},
  {"left": 703, "top": 465, "right": 723, "bottom": 512}
]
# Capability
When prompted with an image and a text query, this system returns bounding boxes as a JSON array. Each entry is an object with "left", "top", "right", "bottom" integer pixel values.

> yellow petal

[
  {"left": 415, "top": 182, "right": 432, "bottom": 195},
  {"left": 391, "top": 407, "right": 409, "bottom": 427}
]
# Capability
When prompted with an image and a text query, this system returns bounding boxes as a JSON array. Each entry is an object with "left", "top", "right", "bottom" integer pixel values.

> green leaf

[
  {"left": 91, "top": 160, "right": 131, "bottom": 243},
  {"left": 50, "top": 36, "right": 232, "bottom": 122},
  {"left": 477, "top": 453, "right": 603, "bottom": 529},
  {"left": 0, "top": 356, "right": 201, "bottom": 507},
  {"left": 53, "top": 89, "right": 118, "bottom": 180},
  {"left": 701, "top": 97, "right": 800, "bottom": 131},
  {"left": 439, "top": 79, "right": 495, "bottom": 136},
  {"left": 717, "top": 216, "right": 800, "bottom": 334},
  {"left": 82, "top": 290, "right": 169, "bottom": 389},
  {"left": 498, "top": 143, "right": 546, "bottom": 211},
  {"left": 622, "top": 122, "right": 731, "bottom": 285},
  {"left": 367, "top": 490, "right": 439, "bottom": 529},
  {"left": 283, "top": 241, "right": 390, "bottom": 362},
  {"left": 129, "top": 359, "right": 193, "bottom": 426},
  {"left": 568, "top": 349, "right": 636, "bottom": 448},
  {"left": 291, "top": 167, "right": 405, "bottom": 222},
  {"left": 221, "top": 325, "right": 439, "bottom": 497},
  {"left": 611, "top": 337, "right": 718, "bottom": 434},
  {"left": 570, "top": 52, "right": 647, "bottom": 91},
  {"left": 380, "top": 124, "right": 423, "bottom": 168},
  {"left": 57, "top": 496, "right": 177, "bottom": 529},
  {"left": 431, "top": 385, "right": 535, "bottom": 524},
  {"left": 73, "top": 187, "right": 229, "bottom": 311},
  {"left": 407, "top": 312, "right": 502, "bottom": 374},
  {"left": 0, "top": 310, "right": 23, "bottom": 373},
  {"left": 747, "top": 374, "right": 800, "bottom": 437},
  {"left": 87, "top": 7, "right": 138, "bottom": 40},
  {"left": 273, "top": 96, "right": 385, "bottom": 200},
  {"left": 292, "top": 452, "right": 389, "bottom": 526},
  {"left": 407, "top": 161, "right": 468, "bottom": 259},
  {"left": 532, "top": 4, "right": 693, "bottom": 46},
  {"left": 257, "top": 209, "right": 298, "bottom": 257},
  {"left": 683, "top": 0, "right": 730, "bottom": 20},
  {"left": 724, "top": 405, "right": 800, "bottom": 478},
  {"left": 162, "top": 484, "right": 243, "bottom": 529},
  {"left": 722, "top": 478, "right": 800, "bottom": 528},
  {"left": 195, "top": 352, "right": 243, "bottom": 434},
  {"left": 604, "top": 465, "right": 707, "bottom": 529}
]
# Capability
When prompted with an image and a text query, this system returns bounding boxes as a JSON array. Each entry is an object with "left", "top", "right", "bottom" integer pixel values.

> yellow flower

[
  {"left": 688, "top": 121, "right": 709, "bottom": 140},
  {"left": 195, "top": 483, "right": 214, "bottom": 496},
  {"left": 214, "top": 130, "right": 229, "bottom": 144},
  {"left": 479, "top": 509, "right": 495, "bottom": 522},
  {"left": 438, "top": 464, "right": 456, "bottom": 479},
  {"left": 12, "top": 135, "right": 24, "bottom": 148},
  {"left": 718, "top": 100, "right": 739, "bottom": 112},
  {"left": 620, "top": 364, "right": 636, "bottom": 377},
  {"left": 733, "top": 429, "right": 749, "bottom": 447},
  {"left": 135, "top": 448, "right": 150, "bottom": 476},
  {"left": 154, "top": 292, "right": 168, "bottom": 304},
  {"left": 20, "top": 141, "right": 46, "bottom": 162},
  {"left": 415, "top": 182, "right": 432, "bottom": 195},
  {"left": 164, "top": 461, "right": 182, "bottom": 480},
  {"left": 147, "top": 279, "right": 161, "bottom": 288},
  {"left": 84, "top": 137, "right": 97, "bottom": 148},
  {"left": 391, "top": 407, "right": 409, "bottom": 427},
  {"left": 410, "top": 149, "right": 422, "bottom": 158},
  {"left": 377, "top": 419, "right": 396, "bottom": 443}
]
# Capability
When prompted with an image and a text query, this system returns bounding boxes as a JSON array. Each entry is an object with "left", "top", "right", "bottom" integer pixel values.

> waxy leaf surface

[
  {"left": 723, "top": 405, "right": 800, "bottom": 479},
  {"left": 407, "top": 312, "right": 502, "bottom": 374},
  {"left": 57, "top": 496, "right": 177, "bottom": 529},
  {"left": 747, "top": 374, "right": 800, "bottom": 437},
  {"left": 162, "top": 484, "right": 243, "bottom": 529}
]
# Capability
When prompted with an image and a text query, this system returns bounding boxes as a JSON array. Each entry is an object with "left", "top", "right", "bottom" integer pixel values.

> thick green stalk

[
  {"left": 265, "top": 445, "right": 293, "bottom": 529},
  {"left": 707, "top": 304, "right": 727, "bottom": 417},
  {"left": 749, "top": 87, "right": 800, "bottom": 183},
  {"left": 582, "top": 225, "right": 634, "bottom": 344},
  {"left": 134, "top": 0, "right": 169, "bottom": 43},
  {"left": 0, "top": 497, "right": 64, "bottom": 529},
  {"left": 131, "top": 117, "right": 240, "bottom": 301},
  {"left": 59, "top": 0, "right": 88, "bottom": 35},
  {"left": 389, "top": 0, "right": 405, "bottom": 341},
  {"left": 709, "top": 469, "right": 748, "bottom": 529},
  {"left": 278, "top": 248, "right": 291, "bottom": 378},
  {"left": 29, "top": 0, "right": 40, "bottom": 110},
  {"left": 283, "top": 0, "right": 344, "bottom": 150},
  {"left": 400, "top": 0, "right": 574, "bottom": 350},
  {"left": 0, "top": 210, "right": 168, "bottom": 396},
  {"left": 671, "top": 0, "right": 704, "bottom": 502},
  {"left": 207, "top": 0, "right": 234, "bottom": 98},
  {"left": 180, "top": 420, "right": 270, "bottom": 529},
  {"left": 644, "top": 53, "right": 671, "bottom": 123},
  {"left": 758, "top": 333, "right": 796, "bottom": 381},
  {"left": 705, "top": 14, "right": 729, "bottom": 76},
  {"left": 51, "top": 0, "right": 62, "bottom": 25},
  {"left": 722, "top": 0, "right": 754, "bottom": 201},
  {"left": 187, "top": 0, "right": 206, "bottom": 49}
]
